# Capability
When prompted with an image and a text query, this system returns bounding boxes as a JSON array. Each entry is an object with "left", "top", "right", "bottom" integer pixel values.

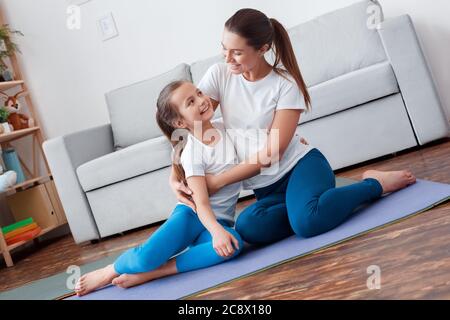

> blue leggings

[
  {"left": 114, "top": 204, "right": 244, "bottom": 274},
  {"left": 235, "top": 148, "right": 383, "bottom": 244}
]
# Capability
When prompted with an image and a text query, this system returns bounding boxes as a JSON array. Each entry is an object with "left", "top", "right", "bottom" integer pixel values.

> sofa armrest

[
  {"left": 378, "top": 15, "right": 449, "bottom": 144},
  {"left": 43, "top": 124, "right": 115, "bottom": 243}
]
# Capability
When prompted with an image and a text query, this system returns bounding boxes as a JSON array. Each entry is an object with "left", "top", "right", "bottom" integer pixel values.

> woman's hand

[
  {"left": 204, "top": 174, "right": 223, "bottom": 196},
  {"left": 300, "top": 137, "right": 309, "bottom": 145},
  {"left": 211, "top": 226, "right": 240, "bottom": 258},
  {"left": 169, "top": 171, "right": 196, "bottom": 211}
]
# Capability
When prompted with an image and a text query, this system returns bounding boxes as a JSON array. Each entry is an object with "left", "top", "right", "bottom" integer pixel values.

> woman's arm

[
  {"left": 186, "top": 175, "right": 240, "bottom": 257},
  {"left": 169, "top": 166, "right": 196, "bottom": 210},
  {"left": 210, "top": 98, "right": 219, "bottom": 112},
  {"left": 207, "top": 109, "right": 302, "bottom": 193}
]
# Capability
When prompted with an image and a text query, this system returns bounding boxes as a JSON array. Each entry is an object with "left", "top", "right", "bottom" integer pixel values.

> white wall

[{"left": 1, "top": 0, "right": 449, "bottom": 141}]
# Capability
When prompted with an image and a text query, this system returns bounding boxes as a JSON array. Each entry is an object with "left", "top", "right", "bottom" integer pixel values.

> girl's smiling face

[
  {"left": 221, "top": 28, "right": 268, "bottom": 74},
  {"left": 170, "top": 82, "right": 214, "bottom": 129}
]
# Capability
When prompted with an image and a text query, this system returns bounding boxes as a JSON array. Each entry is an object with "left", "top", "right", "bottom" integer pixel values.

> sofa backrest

[
  {"left": 289, "top": 0, "right": 387, "bottom": 87},
  {"left": 189, "top": 1, "right": 387, "bottom": 89},
  {"left": 190, "top": 54, "right": 225, "bottom": 85},
  {"left": 105, "top": 0, "right": 388, "bottom": 150},
  {"left": 105, "top": 63, "right": 191, "bottom": 150}
]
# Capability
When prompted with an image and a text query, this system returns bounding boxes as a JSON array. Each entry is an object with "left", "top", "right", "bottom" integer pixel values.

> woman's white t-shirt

[
  {"left": 198, "top": 62, "right": 313, "bottom": 190},
  {"left": 179, "top": 120, "right": 242, "bottom": 224}
]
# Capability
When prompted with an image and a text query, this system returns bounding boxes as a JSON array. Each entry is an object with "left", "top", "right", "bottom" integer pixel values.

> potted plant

[
  {"left": 0, "top": 24, "right": 23, "bottom": 82},
  {"left": 0, "top": 106, "right": 11, "bottom": 133}
]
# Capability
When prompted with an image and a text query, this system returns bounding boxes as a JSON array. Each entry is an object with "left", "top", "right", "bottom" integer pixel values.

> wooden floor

[{"left": 1, "top": 138, "right": 450, "bottom": 299}]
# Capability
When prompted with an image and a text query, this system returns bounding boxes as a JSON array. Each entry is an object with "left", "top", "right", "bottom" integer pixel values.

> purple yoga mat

[{"left": 68, "top": 179, "right": 450, "bottom": 300}]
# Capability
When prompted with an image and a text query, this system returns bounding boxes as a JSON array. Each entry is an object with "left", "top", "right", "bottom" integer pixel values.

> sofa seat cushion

[
  {"left": 105, "top": 63, "right": 191, "bottom": 150},
  {"left": 76, "top": 136, "right": 172, "bottom": 192},
  {"left": 300, "top": 61, "right": 399, "bottom": 124}
]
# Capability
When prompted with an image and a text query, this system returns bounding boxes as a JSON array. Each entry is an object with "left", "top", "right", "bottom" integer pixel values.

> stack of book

[{"left": 1, "top": 217, "right": 42, "bottom": 246}]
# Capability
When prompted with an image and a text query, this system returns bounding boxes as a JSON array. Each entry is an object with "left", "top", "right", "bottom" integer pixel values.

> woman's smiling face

[{"left": 221, "top": 28, "right": 266, "bottom": 74}]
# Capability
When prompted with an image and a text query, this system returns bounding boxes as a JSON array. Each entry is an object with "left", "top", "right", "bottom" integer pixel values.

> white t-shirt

[
  {"left": 179, "top": 120, "right": 242, "bottom": 224},
  {"left": 198, "top": 62, "right": 313, "bottom": 190}
]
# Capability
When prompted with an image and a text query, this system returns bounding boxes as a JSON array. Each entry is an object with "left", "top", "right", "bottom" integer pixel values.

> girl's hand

[
  {"left": 205, "top": 174, "right": 222, "bottom": 196},
  {"left": 211, "top": 226, "right": 240, "bottom": 258},
  {"left": 169, "top": 173, "right": 196, "bottom": 211}
]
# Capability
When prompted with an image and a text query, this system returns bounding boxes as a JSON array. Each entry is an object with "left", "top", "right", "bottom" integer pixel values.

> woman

[{"left": 172, "top": 8, "right": 416, "bottom": 245}]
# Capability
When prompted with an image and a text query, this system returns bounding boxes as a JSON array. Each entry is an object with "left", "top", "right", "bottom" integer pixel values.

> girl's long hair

[
  {"left": 225, "top": 8, "right": 311, "bottom": 111},
  {"left": 156, "top": 80, "right": 189, "bottom": 186}
]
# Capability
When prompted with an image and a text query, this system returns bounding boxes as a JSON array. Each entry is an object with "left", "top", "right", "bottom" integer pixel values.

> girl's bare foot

[
  {"left": 362, "top": 169, "right": 416, "bottom": 194},
  {"left": 75, "top": 264, "right": 119, "bottom": 296},
  {"left": 111, "top": 259, "right": 177, "bottom": 289},
  {"left": 112, "top": 273, "right": 154, "bottom": 289}
]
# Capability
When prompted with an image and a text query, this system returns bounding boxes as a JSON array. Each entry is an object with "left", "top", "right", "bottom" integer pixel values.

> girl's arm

[
  {"left": 207, "top": 109, "right": 302, "bottom": 193},
  {"left": 186, "top": 175, "right": 240, "bottom": 257}
]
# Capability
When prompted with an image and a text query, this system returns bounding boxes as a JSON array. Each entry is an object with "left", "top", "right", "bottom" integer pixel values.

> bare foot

[
  {"left": 75, "top": 264, "right": 119, "bottom": 296},
  {"left": 362, "top": 169, "right": 416, "bottom": 194},
  {"left": 112, "top": 273, "right": 154, "bottom": 289}
]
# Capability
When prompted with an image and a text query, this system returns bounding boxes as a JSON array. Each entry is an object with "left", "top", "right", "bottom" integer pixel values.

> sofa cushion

[
  {"left": 300, "top": 61, "right": 399, "bottom": 124},
  {"left": 288, "top": 0, "right": 387, "bottom": 87},
  {"left": 105, "top": 63, "right": 192, "bottom": 150},
  {"left": 76, "top": 136, "right": 172, "bottom": 192}
]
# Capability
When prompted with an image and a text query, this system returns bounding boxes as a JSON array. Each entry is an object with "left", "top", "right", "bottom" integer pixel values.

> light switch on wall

[{"left": 98, "top": 12, "right": 119, "bottom": 41}]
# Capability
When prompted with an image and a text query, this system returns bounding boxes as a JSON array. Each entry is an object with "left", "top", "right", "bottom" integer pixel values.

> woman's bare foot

[
  {"left": 112, "top": 273, "right": 154, "bottom": 289},
  {"left": 75, "top": 264, "right": 119, "bottom": 296},
  {"left": 362, "top": 169, "right": 416, "bottom": 194}
]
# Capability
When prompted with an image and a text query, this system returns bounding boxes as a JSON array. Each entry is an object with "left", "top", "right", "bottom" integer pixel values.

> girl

[
  {"left": 75, "top": 80, "right": 244, "bottom": 296},
  {"left": 172, "top": 8, "right": 417, "bottom": 245}
]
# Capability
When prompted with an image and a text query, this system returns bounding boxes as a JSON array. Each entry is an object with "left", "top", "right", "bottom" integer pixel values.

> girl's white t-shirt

[
  {"left": 198, "top": 62, "right": 313, "bottom": 190},
  {"left": 179, "top": 120, "right": 242, "bottom": 224}
]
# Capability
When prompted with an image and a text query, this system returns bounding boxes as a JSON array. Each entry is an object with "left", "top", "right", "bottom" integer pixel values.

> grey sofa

[{"left": 43, "top": 0, "right": 449, "bottom": 244}]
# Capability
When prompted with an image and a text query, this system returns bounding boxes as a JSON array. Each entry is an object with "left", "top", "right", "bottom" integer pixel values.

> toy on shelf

[{"left": 0, "top": 90, "right": 34, "bottom": 130}]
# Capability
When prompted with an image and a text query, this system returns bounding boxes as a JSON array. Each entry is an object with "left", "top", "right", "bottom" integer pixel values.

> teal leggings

[
  {"left": 114, "top": 205, "right": 243, "bottom": 274},
  {"left": 235, "top": 148, "right": 383, "bottom": 244}
]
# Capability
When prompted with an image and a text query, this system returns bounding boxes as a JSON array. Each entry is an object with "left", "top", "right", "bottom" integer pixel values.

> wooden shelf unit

[
  {"left": 0, "top": 80, "right": 23, "bottom": 91},
  {"left": 0, "top": 126, "right": 40, "bottom": 143},
  {"left": 4, "top": 174, "right": 52, "bottom": 195},
  {"left": 0, "top": 8, "right": 67, "bottom": 268}
]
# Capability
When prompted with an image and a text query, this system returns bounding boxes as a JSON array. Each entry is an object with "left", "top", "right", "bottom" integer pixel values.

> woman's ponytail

[{"left": 270, "top": 18, "right": 311, "bottom": 111}]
